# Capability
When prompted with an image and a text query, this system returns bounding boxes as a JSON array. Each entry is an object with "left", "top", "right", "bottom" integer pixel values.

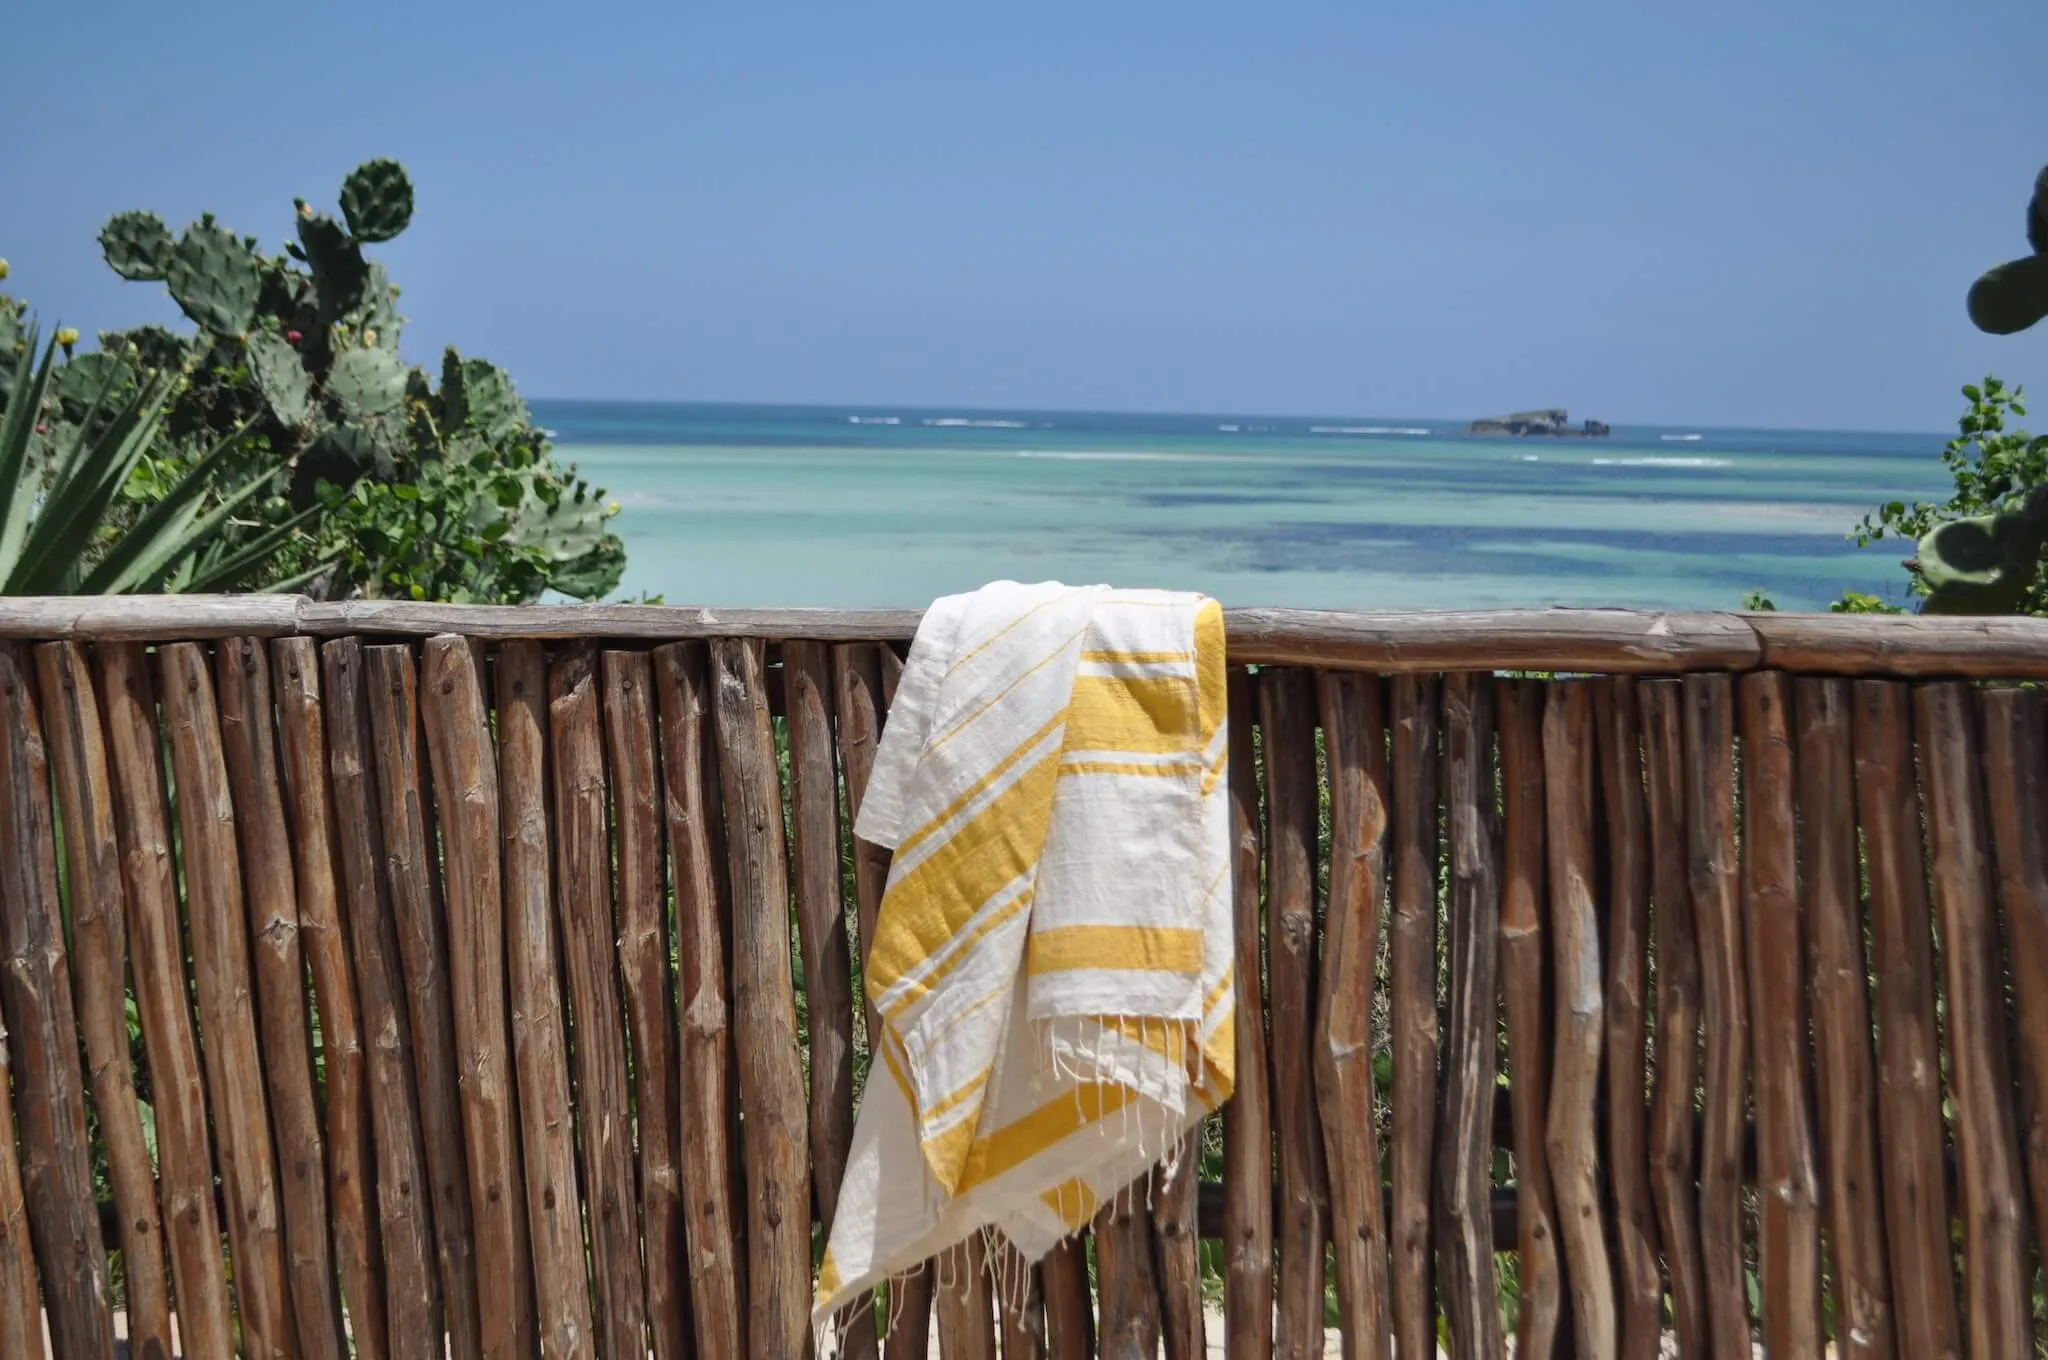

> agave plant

[{"left": 0, "top": 323, "right": 323, "bottom": 594}]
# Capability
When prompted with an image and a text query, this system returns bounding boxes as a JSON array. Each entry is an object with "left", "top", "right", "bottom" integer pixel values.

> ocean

[{"left": 535, "top": 401, "right": 1954, "bottom": 613}]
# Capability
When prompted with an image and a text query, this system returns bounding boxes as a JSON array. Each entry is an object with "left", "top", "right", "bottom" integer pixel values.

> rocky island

[{"left": 1466, "top": 408, "right": 1611, "bottom": 438}]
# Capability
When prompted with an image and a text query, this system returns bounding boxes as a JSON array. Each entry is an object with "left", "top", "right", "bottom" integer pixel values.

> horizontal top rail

[{"left": 0, "top": 596, "right": 2043, "bottom": 677}]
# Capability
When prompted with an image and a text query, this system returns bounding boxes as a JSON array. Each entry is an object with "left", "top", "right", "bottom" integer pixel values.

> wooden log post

[
  {"left": 274, "top": 637, "right": 390, "bottom": 1359},
  {"left": 0, "top": 644, "right": 115, "bottom": 1359},
  {"left": 1683, "top": 673, "right": 1749, "bottom": 1360},
  {"left": 1851, "top": 681, "right": 1962, "bottom": 1360},
  {"left": 1221, "top": 669, "right": 1274, "bottom": 1360},
  {"left": 1039, "top": 1235, "right": 1094, "bottom": 1360},
  {"left": 1594, "top": 677, "right": 1662, "bottom": 1360},
  {"left": 158, "top": 641, "right": 296, "bottom": 1358},
  {"left": 653, "top": 642, "right": 747, "bottom": 1360},
  {"left": 97, "top": 645, "right": 235, "bottom": 1357},
  {"left": 996, "top": 1248, "right": 1047, "bottom": 1360},
  {"left": 830, "top": 641, "right": 935, "bottom": 1360},
  {"left": 322, "top": 639, "right": 442, "bottom": 1359},
  {"left": 33, "top": 643, "right": 174, "bottom": 1360},
  {"left": 1790, "top": 679, "right": 1893, "bottom": 1360},
  {"left": 1542, "top": 680, "right": 1615, "bottom": 1359},
  {"left": 1093, "top": 1191, "right": 1161, "bottom": 1360},
  {"left": 600, "top": 649, "right": 691, "bottom": 1360},
  {"left": 1982, "top": 688, "right": 2048, "bottom": 1310},
  {"left": 420, "top": 637, "right": 541, "bottom": 1358},
  {"left": 782, "top": 641, "right": 873, "bottom": 1360},
  {"left": 1737, "top": 674, "right": 1822, "bottom": 1359},
  {"left": 217, "top": 636, "right": 347, "bottom": 1358},
  {"left": 550, "top": 643, "right": 652, "bottom": 1359},
  {"left": 1638, "top": 681, "right": 1706, "bottom": 1360},
  {"left": 1497, "top": 678, "right": 1561, "bottom": 1360},
  {"left": 709, "top": 637, "right": 812, "bottom": 1360},
  {"left": 1915, "top": 684, "right": 2033, "bottom": 1358},
  {"left": 1313, "top": 669, "right": 1392, "bottom": 1360},
  {"left": 1388, "top": 673, "right": 1441, "bottom": 1360},
  {"left": 1437, "top": 672, "right": 1503, "bottom": 1360},
  {"left": 0, "top": 993, "right": 35, "bottom": 1355},
  {"left": 1261, "top": 667, "right": 1328, "bottom": 1360},
  {"left": 493, "top": 641, "right": 600, "bottom": 1358},
  {"left": 363, "top": 645, "right": 485, "bottom": 1360},
  {"left": 1153, "top": 1131, "right": 1205, "bottom": 1360}
]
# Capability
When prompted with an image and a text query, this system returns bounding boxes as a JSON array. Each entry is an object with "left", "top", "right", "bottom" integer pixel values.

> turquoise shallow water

[{"left": 535, "top": 401, "right": 1954, "bottom": 612}]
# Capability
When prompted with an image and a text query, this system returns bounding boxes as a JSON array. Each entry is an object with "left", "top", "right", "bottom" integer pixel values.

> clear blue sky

[{"left": 6, "top": 0, "right": 2045, "bottom": 429}]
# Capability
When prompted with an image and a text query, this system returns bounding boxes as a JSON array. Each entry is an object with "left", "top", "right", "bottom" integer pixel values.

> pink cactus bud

[
  {"left": 286, "top": 329, "right": 303, "bottom": 345},
  {"left": 34, "top": 423, "right": 48, "bottom": 435}
]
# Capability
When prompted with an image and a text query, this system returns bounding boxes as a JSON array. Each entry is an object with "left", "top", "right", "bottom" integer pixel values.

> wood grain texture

[
  {"left": 1593, "top": 677, "right": 1660, "bottom": 1360},
  {"left": 321, "top": 639, "right": 441, "bottom": 1359},
  {"left": 1542, "top": 681, "right": 1615, "bottom": 1360},
  {"left": 98, "top": 645, "right": 235, "bottom": 1358},
  {"left": 1220, "top": 668, "right": 1273, "bottom": 1360},
  {"left": 1851, "top": 681, "right": 1962, "bottom": 1360},
  {"left": 1497, "top": 678, "right": 1561, "bottom": 1360},
  {"left": 33, "top": 642, "right": 173, "bottom": 1360},
  {"left": 274, "top": 637, "right": 389, "bottom": 1358},
  {"left": 1092, "top": 1192, "right": 1161, "bottom": 1360},
  {"left": 364, "top": 644, "right": 484, "bottom": 1360},
  {"left": 1791, "top": 679, "right": 1893, "bottom": 1360},
  {"left": 1039, "top": 1235, "right": 1094, "bottom": 1360},
  {"left": 549, "top": 643, "right": 652, "bottom": 1360},
  {"left": 217, "top": 636, "right": 347, "bottom": 1359},
  {"left": 1737, "top": 674, "right": 1822, "bottom": 1360},
  {"left": 1313, "top": 669, "right": 1393, "bottom": 1360},
  {"left": 934, "top": 1237, "right": 998, "bottom": 1360},
  {"left": 996, "top": 1250, "right": 1046, "bottom": 1360},
  {"left": 1682, "top": 674, "right": 1750, "bottom": 1360},
  {"left": 0, "top": 643, "right": 115, "bottom": 1360},
  {"left": 1981, "top": 688, "right": 2048, "bottom": 1330},
  {"left": 653, "top": 642, "right": 748, "bottom": 1360},
  {"left": 600, "top": 648, "right": 690, "bottom": 1360},
  {"left": 1638, "top": 681, "right": 1705, "bottom": 1360},
  {"left": 1915, "top": 684, "right": 2032, "bottom": 1360},
  {"left": 1436, "top": 672, "right": 1503, "bottom": 1360},
  {"left": 159, "top": 641, "right": 294, "bottom": 1358},
  {"left": 420, "top": 637, "right": 540, "bottom": 1358},
  {"left": 783, "top": 640, "right": 873, "bottom": 1360},
  {"left": 1153, "top": 1132, "right": 1205, "bottom": 1360},
  {"left": 0, "top": 997, "right": 36, "bottom": 1355},
  {"left": 1389, "top": 674, "right": 1441, "bottom": 1360},
  {"left": 710, "top": 637, "right": 814, "bottom": 1360},
  {"left": 1260, "top": 668, "right": 1328, "bottom": 1360},
  {"left": 492, "top": 641, "right": 599, "bottom": 1358}
]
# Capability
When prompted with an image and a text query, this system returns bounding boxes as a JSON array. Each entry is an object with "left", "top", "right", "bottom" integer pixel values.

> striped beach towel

[{"left": 814, "top": 580, "right": 1235, "bottom": 1336}]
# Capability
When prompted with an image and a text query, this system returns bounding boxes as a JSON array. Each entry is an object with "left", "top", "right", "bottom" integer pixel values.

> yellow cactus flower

[
  {"left": 363, "top": 329, "right": 378, "bottom": 347},
  {"left": 0, "top": 258, "right": 9, "bottom": 280},
  {"left": 55, "top": 327, "right": 80, "bottom": 350}
]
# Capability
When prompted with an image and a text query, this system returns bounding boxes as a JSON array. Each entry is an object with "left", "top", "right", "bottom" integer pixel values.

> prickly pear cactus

[
  {"left": 328, "top": 345, "right": 408, "bottom": 421},
  {"left": 502, "top": 472, "right": 627, "bottom": 600},
  {"left": 166, "top": 222, "right": 262, "bottom": 335},
  {"left": 1918, "top": 484, "right": 2048, "bottom": 613},
  {"left": 459, "top": 357, "right": 530, "bottom": 440},
  {"left": 1968, "top": 165, "right": 2048, "bottom": 336},
  {"left": 247, "top": 332, "right": 313, "bottom": 427},
  {"left": 339, "top": 160, "right": 415, "bottom": 244},
  {"left": 52, "top": 350, "right": 139, "bottom": 416},
  {"left": 98, "top": 211, "right": 175, "bottom": 282},
  {"left": 295, "top": 210, "right": 370, "bottom": 323}
]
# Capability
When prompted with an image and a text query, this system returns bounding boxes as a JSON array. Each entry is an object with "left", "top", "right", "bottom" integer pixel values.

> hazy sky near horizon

[{"left": 6, "top": 0, "right": 2046, "bottom": 430}]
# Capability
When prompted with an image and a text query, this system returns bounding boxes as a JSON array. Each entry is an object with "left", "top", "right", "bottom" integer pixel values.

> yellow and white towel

[{"left": 814, "top": 580, "right": 1235, "bottom": 1334}]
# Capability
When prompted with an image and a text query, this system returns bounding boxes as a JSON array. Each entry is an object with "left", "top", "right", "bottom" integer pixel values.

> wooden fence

[{"left": 0, "top": 599, "right": 2045, "bottom": 1359}]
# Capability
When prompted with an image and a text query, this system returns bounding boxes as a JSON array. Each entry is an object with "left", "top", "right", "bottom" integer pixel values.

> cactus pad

[
  {"left": 52, "top": 351, "right": 140, "bottom": 415},
  {"left": 1967, "top": 255, "right": 2048, "bottom": 336},
  {"left": 166, "top": 223, "right": 262, "bottom": 335},
  {"left": 327, "top": 345, "right": 408, "bottom": 421},
  {"left": 459, "top": 356, "right": 530, "bottom": 439},
  {"left": 339, "top": 159, "right": 415, "bottom": 243},
  {"left": 247, "top": 332, "right": 314, "bottom": 427},
  {"left": 502, "top": 472, "right": 626, "bottom": 599},
  {"left": 98, "top": 211, "right": 176, "bottom": 282},
  {"left": 2029, "top": 164, "right": 2048, "bottom": 257},
  {"left": 103, "top": 325, "right": 190, "bottom": 372},
  {"left": 297, "top": 212, "right": 369, "bottom": 320},
  {"left": 1918, "top": 485, "right": 2048, "bottom": 614}
]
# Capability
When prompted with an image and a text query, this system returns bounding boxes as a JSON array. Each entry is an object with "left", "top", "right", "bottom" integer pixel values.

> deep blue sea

[{"left": 533, "top": 401, "right": 1953, "bottom": 612}]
